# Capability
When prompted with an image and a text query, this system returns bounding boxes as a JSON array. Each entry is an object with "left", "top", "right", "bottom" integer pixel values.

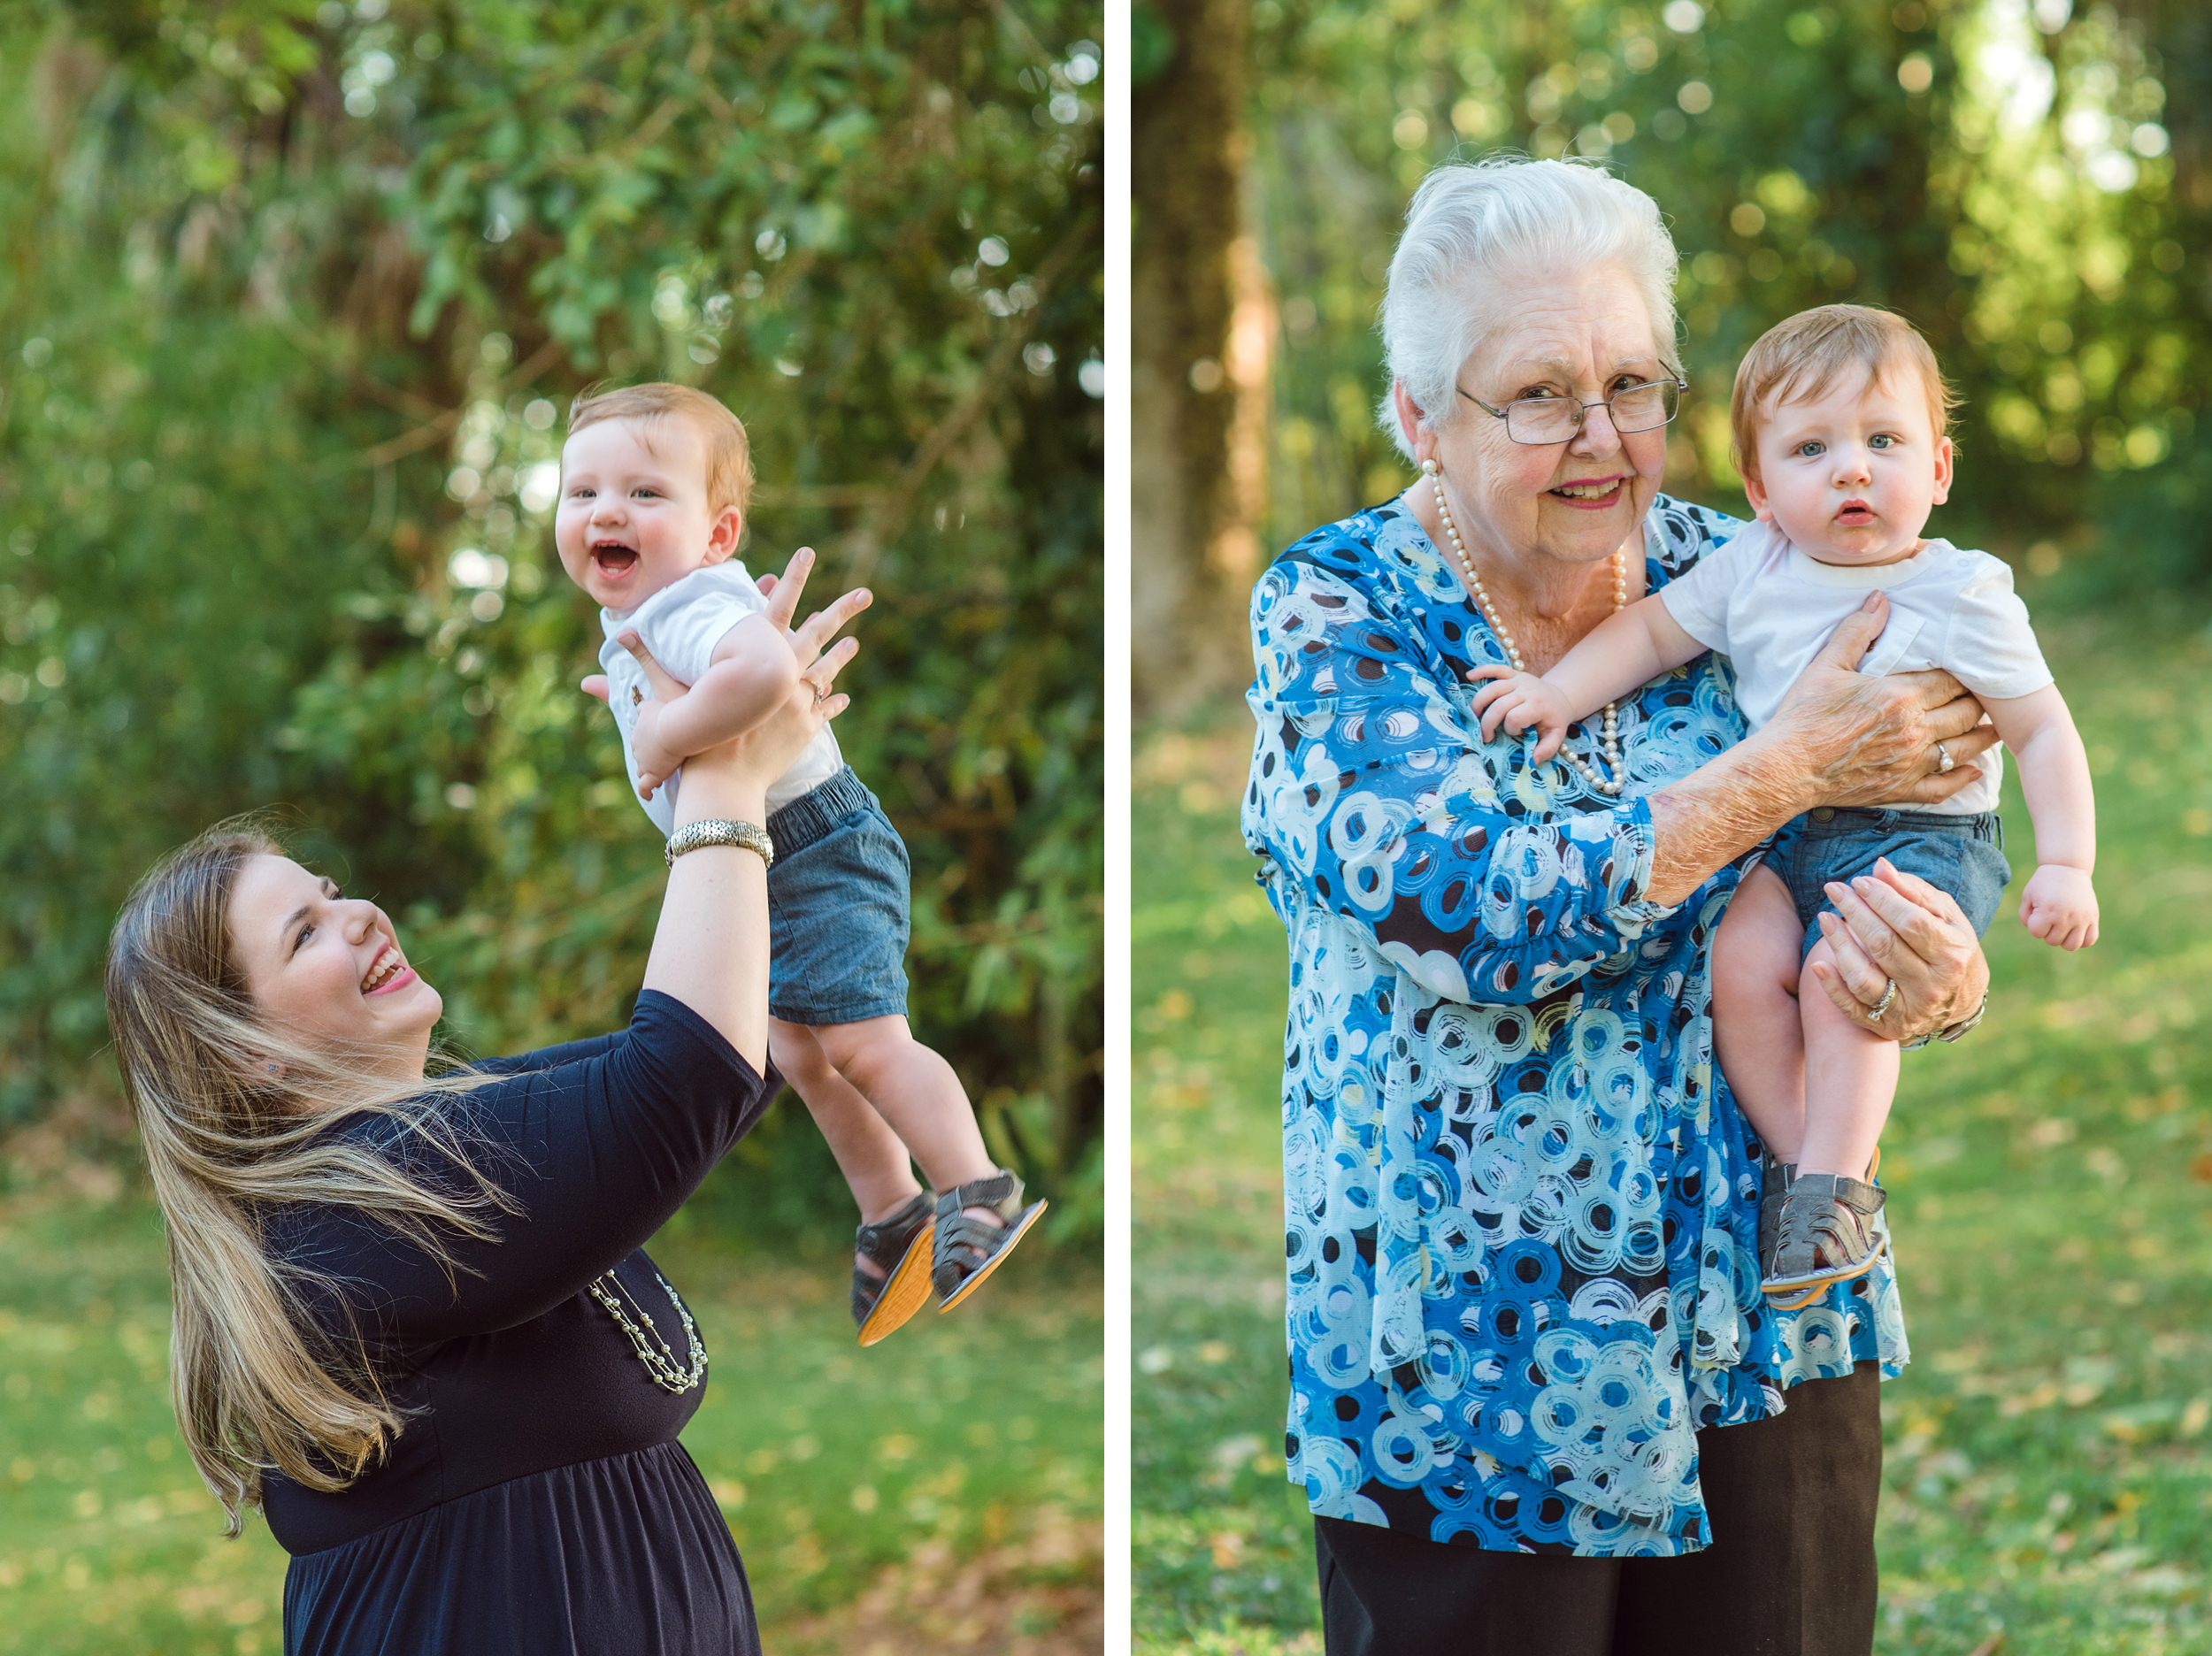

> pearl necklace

[{"left": 1423, "top": 459, "right": 1630, "bottom": 797}]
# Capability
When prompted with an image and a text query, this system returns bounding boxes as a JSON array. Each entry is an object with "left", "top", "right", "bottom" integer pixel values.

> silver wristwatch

[
  {"left": 664, "top": 818, "right": 774, "bottom": 869},
  {"left": 1901, "top": 993, "right": 1986, "bottom": 1051}
]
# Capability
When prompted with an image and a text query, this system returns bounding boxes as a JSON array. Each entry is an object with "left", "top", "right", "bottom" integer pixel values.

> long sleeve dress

[
  {"left": 1242, "top": 494, "right": 1909, "bottom": 1558},
  {"left": 261, "top": 989, "right": 773, "bottom": 1654}
]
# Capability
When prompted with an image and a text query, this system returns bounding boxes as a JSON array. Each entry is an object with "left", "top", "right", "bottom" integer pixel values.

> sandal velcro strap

[
  {"left": 856, "top": 1192, "right": 935, "bottom": 1275},
  {"left": 932, "top": 1169, "right": 1029, "bottom": 1301}
]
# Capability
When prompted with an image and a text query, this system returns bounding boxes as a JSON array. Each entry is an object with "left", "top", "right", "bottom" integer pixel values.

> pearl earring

[{"left": 1420, "top": 457, "right": 1439, "bottom": 476}]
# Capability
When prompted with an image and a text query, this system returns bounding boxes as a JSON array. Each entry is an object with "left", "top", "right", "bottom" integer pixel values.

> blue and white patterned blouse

[{"left": 1242, "top": 494, "right": 1908, "bottom": 1557}]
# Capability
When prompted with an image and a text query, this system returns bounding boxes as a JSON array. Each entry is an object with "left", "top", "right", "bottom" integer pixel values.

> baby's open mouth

[
  {"left": 1834, "top": 502, "right": 1875, "bottom": 525},
  {"left": 591, "top": 541, "right": 639, "bottom": 577}
]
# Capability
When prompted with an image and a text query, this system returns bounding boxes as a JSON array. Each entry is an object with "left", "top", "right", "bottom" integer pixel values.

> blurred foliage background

[
  {"left": 0, "top": 0, "right": 1104, "bottom": 1238},
  {"left": 1131, "top": 0, "right": 2212, "bottom": 712}
]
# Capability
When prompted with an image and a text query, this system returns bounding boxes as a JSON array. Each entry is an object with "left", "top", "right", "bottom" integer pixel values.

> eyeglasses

[{"left": 1458, "top": 377, "right": 1687, "bottom": 445}]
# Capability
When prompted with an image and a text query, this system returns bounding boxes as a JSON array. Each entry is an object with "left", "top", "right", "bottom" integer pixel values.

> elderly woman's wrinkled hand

[
  {"left": 1466, "top": 664, "right": 1575, "bottom": 762},
  {"left": 1765, "top": 592, "right": 2000, "bottom": 811},
  {"left": 1808, "top": 857, "right": 1990, "bottom": 1041}
]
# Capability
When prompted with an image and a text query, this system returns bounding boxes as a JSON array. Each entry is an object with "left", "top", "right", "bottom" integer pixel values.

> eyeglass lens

[{"left": 1506, "top": 380, "right": 1678, "bottom": 443}]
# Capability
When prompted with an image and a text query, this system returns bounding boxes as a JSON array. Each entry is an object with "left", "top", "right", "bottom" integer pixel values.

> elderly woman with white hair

[{"left": 1242, "top": 157, "right": 1997, "bottom": 1653}]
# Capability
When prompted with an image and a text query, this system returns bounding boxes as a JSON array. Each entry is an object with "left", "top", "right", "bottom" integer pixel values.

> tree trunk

[{"left": 1131, "top": 0, "right": 1266, "bottom": 720}]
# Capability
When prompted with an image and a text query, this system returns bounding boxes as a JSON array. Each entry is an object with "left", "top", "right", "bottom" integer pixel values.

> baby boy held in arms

[
  {"left": 1468, "top": 305, "right": 2096, "bottom": 1307},
  {"left": 555, "top": 383, "right": 1044, "bottom": 1347}
]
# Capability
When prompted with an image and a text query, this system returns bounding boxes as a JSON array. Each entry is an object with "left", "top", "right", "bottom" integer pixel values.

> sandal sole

[
  {"left": 1763, "top": 1238, "right": 1888, "bottom": 1310},
  {"left": 936, "top": 1200, "right": 1048, "bottom": 1315},
  {"left": 856, "top": 1220, "right": 937, "bottom": 1347}
]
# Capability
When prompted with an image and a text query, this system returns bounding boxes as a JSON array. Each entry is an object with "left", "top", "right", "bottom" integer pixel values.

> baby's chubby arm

[
  {"left": 1986, "top": 684, "right": 2098, "bottom": 950},
  {"left": 1466, "top": 593, "right": 1705, "bottom": 760},
  {"left": 627, "top": 610, "right": 801, "bottom": 799}
]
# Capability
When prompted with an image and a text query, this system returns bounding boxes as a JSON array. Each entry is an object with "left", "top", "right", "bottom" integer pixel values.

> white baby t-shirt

[
  {"left": 599, "top": 562, "right": 844, "bottom": 835},
  {"left": 1659, "top": 521, "right": 2053, "bottom": 815}
]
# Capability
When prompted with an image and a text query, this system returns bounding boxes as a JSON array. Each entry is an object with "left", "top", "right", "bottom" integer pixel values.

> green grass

[
  {"left": 0, "top": 1192, "right": 1100, "bottom": 1654},
  {"left": 1133, "top": 602, "right": 2212, "bottom": 1656}
]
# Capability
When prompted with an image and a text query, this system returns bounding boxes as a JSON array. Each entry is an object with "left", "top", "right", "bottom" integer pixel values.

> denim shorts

[
  {"left": 1766, "top": 806, "right": 2010, "bottom": 960},
  {"left": 763, "top": 767, "right": 912, "bottom": 1027}
]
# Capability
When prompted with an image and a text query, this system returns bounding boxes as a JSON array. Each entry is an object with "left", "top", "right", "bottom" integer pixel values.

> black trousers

[{"left": 1314, "top": 1361, "right": 1882, "bottom": 1656}]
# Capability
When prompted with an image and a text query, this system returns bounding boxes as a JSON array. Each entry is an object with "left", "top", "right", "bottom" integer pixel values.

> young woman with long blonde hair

[{"left": 104, "top": 555, "right": 864, "bottom": 1656}]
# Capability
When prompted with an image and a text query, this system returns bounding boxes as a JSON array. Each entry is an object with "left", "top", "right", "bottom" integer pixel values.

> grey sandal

[
  {"left": 1763, "top": 1170, "right": 1886, "bottom": 1309},
  {"left": 852, "top": 1192, "right": 935, "bottom": 1347},
  {"left": 932, "top": 1169, "right": 1048, "bottom": 1314}
]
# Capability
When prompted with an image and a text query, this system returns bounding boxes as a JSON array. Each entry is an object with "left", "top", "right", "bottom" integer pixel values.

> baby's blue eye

[
  {"left": 1796, "top": 440, "right": 1825, "bottom": 457},
  {"left": 1870, "top": 433, "right": 1896, "bottom": 449}
]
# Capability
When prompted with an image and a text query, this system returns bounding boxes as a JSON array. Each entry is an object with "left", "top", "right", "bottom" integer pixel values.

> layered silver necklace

[
  {"left": 590, "top": 1266, "right": 708, "bottom": 1394},
  {"left": 1423, "top": 459, "right": 1630, "bottom": 798}
]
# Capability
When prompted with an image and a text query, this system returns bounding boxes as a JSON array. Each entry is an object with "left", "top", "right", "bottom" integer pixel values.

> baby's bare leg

[
  {"left": 1712, "top": 865, "right": 1812, "bottom": 1162},
  {"left": 1793, "top": 939, "right": 1899, "bottom": 1182},
  {"left": 811, "top": 1016, "right": 997, "bottom": 1205},
  {"left": 769, "top": 1018, "right": 925, "bottom": 1259}
]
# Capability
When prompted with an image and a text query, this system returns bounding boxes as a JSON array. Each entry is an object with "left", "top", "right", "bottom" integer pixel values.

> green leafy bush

[{"left": 0, "top": 0, "right": 1102, "bottom": 1236}]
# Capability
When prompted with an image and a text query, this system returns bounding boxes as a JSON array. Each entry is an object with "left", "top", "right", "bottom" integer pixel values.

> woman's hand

[
  {"left": 601, "top": 548, "right": 869, "bottom": 801},
  {"left": 683, "top": 625, "right": 858, "bottom": 798},
  {"left": 1807, "top": 857, "right": 1990, "bottom": 1041},
  {"left": 1647, "top": 595, "right": 1998, "bottom": 908},
  {"left": 1761, "top": 593, "right": 2000, "bottom": 813}
]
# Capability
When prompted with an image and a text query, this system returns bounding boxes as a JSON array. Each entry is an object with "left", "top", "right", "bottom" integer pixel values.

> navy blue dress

[{"left": 261, "top": 991, "right": 773, "bottom": 1655}]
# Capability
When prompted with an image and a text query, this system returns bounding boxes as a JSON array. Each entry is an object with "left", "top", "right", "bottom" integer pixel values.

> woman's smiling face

[
  {"left": 227, "top": 855, "right": 441, "bottom": 1085},
  {"left": 1416, "top": 264, "right": 1671, "bottom": 575}
]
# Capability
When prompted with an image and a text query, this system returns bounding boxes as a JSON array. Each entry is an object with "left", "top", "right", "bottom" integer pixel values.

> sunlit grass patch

[
  {"left": 1133, "top": 607, "right": 2212, "bottom": 1654},
  {"left": 657, "top": 1229, "right": 1104, "bottom": 1632}
]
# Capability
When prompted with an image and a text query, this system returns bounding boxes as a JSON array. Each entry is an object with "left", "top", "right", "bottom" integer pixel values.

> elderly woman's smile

[{"left": 1409, "top": 266, "right": 1671, "bottom": 607}]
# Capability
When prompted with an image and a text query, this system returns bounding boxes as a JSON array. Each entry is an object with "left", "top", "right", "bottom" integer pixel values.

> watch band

[
  {"left": 664, "top": 818, "right": 774, "bottom": 870},
  {"left": 1902, "top": 993, "right": 1986, "bottom": 1051}
]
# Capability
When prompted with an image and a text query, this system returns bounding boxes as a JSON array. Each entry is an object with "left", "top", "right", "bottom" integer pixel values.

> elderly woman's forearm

[{"left": 1643, "top": 732, "right": 1817, "bottom": 906}]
